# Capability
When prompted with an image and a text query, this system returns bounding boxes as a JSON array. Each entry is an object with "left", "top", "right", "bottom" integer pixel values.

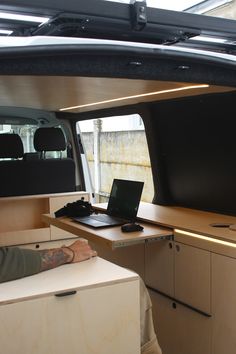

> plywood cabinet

[
  {"left": 145, "top": 239, "right": 174, "bottom": 296},
  {"left": 18, "top": 238, "right": 80, "bottom": 251},
  {"left": 0, "top": 192, "right": 89, "bottom": 246},
  {"left": 0, "top": 258, "right": 140, "bottom": 354},
  {"left": 174, "top": 242, "right": 211, "bottom": 314},
  {"left": 149, "top": 290, "right": 211, "bottom": 354},
  {"left": 49, "top": 193, "right": 89, "bottom": 240},
  {"left": 145, "top": 238, "right": 212, "bottom": 354},
  {"left": 211, "top": 253, "right": 236, "bottom": 354},
  {"left": 146, "top": 230, "right": 236, "bottom": 354},
  {"left": 145, "top": 239, "right": 211, "bottom": 314}
]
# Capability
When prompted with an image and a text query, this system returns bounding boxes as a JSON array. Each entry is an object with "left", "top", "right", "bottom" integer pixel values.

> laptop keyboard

[{"left": 91, "top": 213, "right": 127, "bottom": 224}]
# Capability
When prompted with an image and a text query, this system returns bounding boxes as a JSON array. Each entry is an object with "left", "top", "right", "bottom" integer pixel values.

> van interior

[
  {"left": 1, "top": 69, "right": 236, "bottom": 214},
  {"left": 1, "top": 1, "right": 236, "bottom": 354}
]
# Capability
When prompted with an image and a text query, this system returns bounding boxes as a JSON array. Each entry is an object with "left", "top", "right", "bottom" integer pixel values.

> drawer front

[{"left": 0, "top": 281, "right": 139, "bottom": 354}]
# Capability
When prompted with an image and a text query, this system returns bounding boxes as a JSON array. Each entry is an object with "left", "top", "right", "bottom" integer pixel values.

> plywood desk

[
  {"left": 94, "top": 202, "right": 236, "bottom": 244},
  {"left": 42, "top": 201, "right": 236, "bottom": 250},
  {"left": 42, "top": 213, "right": 173, "bottom": 249},
  {"left": 136, "top": 202, "right": 236, "bottom": 244}
]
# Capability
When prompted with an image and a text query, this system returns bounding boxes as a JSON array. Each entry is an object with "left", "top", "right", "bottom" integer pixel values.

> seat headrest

[
  {"left": 0, "top": 133, "right": 24, "bottom": 158},
  {"left": 34, "top": 128, "right": 66, "bottom": 152}
]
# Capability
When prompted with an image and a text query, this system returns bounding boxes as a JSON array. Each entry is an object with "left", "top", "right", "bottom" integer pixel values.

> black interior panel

[{"left": 148, "top": 91, "right": 236, "bottom": 215}]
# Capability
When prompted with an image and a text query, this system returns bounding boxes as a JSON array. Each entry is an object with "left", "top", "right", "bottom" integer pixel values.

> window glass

[
  {"left": 77, "top": 114, "right": 154, "bottom": 203},
  {"left": 0, "top": 124, "right": 67, "bottom": 159}
]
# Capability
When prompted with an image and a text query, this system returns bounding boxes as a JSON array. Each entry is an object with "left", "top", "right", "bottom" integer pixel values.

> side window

[
  {"left": 76, "top": 114, "right": 154, "bottom": 202},
  {"left": 0, "top": 124, "right": 68, "bottom": 159},
  {"left": 0, "top": 124, "right": 37, "bottom": 155}
]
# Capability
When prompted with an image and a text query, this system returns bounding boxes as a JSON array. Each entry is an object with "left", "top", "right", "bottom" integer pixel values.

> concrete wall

[
  {"left": 82, "top": 130, "right": 154, "bottom": 202},
  {"left": 207, "top": 0, "right": 236, "bottom": 19}
]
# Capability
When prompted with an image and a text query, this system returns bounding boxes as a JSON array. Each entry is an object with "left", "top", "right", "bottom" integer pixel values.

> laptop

[{"left": 73, "top": 179, "right": 144, "bottom": 228}]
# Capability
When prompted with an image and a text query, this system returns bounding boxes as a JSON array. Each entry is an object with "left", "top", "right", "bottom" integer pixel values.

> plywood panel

[
  {"left": 174, "top": 242, "right": 211, "bottom": 314},
  {"left": 18, "top": 238, "right": 78, "bottom": 251},
  {"left": 0, "top": 198, "right": 49, "bottom": 232},
  {"left": 49, "top": 192, "right": 89, "bottom": 240},
  {"left": 149, "top": 290, "right": 211, "bottom": 354},
  {"left": 133, "top": 202, "right": 236, "bottom": 244},
  {"left": 0, "top": 193, "right": 88, "bottom": 244},
  {"left": 49, "top": 192, "right": 89, "bottom": 213},
  {"left": 0, "top": 259, "right": 139, "bottom": 354},
  {"left": 145, "top": 239, "right": 174, "bottom": 296},
  {"left": 0, "top": 228, "right": 50, "bottom": 247},
  {"left": 90, "top": 241, "right": 145, "bottom": 279},
  {"left": 0, "top": 75, "right": 233, "bottom": 113},
  {"left": 212, "top": 253, "right": 236, "bottom": 354},
  {"left": 0, "top": 257, "right": 138, "bottom": 304},
  {"left": 0, "top": 281, "right": 140, "bottom": 354},
  {"left": 42, "top": 214, "right": 173, "bottom": 249}
]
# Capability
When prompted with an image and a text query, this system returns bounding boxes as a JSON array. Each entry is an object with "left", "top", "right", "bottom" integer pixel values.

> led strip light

[
  {"left": 175, "top": 228, "right": 236, "bottom": 248},
  {"left": 60, "top": 84, "right": 209, "bottom": 111}
]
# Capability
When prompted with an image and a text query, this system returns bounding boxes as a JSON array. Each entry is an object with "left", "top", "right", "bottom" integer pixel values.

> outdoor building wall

[
  {"left": 82, "top": 130, "right": 154, "bottom": 202},
  {"left": 206, "top": 0, "right": 236, "bottom": 18}
]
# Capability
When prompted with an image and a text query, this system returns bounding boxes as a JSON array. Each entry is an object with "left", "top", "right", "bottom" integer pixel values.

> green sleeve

[{"left": 0, "top": 247, "right": 41, "bottom": 283}]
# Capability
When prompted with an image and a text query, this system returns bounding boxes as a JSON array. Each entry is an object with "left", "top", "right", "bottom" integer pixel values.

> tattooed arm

[
  {"left": 38, "top": 239, "right": 97, "bottom": 272},
  {"left": 38, "top": 247, "right": 73, "bottom": 271},
  {"left": 0, "top": 240, "right": 97, "bottom": 283}
]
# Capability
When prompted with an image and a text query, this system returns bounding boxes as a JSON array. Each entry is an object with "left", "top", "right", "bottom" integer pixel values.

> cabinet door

[
  {"left": 149, "top": 290, "right": 211, "bottom": 354},
  {"left": 174, "top": 242, "right": 211, "bottom": 314},
  {"left": 212, "top": 253, "right": 236, "bottom": 354},
  {"left": 145, "top": 239, "right": 174, "bottom": 296},
  {"left": 0, "top": 281, "right": 140, "bottom": 354}
]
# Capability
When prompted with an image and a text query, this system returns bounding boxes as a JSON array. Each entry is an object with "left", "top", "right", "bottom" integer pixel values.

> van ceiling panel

[{"left": 0, "top": 75, "right": 233, "bottom": 113}]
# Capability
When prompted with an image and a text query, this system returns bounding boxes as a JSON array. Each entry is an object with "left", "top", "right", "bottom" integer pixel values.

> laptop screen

[{"left": 107, "top": 179, "right": 144, "bottom": 220}]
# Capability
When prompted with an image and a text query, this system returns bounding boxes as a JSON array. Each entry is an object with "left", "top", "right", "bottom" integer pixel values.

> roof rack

[{"left": 0, "top": 0, "right": 236, "bottom": 54}]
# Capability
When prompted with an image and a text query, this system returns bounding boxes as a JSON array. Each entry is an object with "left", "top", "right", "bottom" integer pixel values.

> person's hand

[{"left": 63, "top": 239, "right": 97, "bottom": 263}]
